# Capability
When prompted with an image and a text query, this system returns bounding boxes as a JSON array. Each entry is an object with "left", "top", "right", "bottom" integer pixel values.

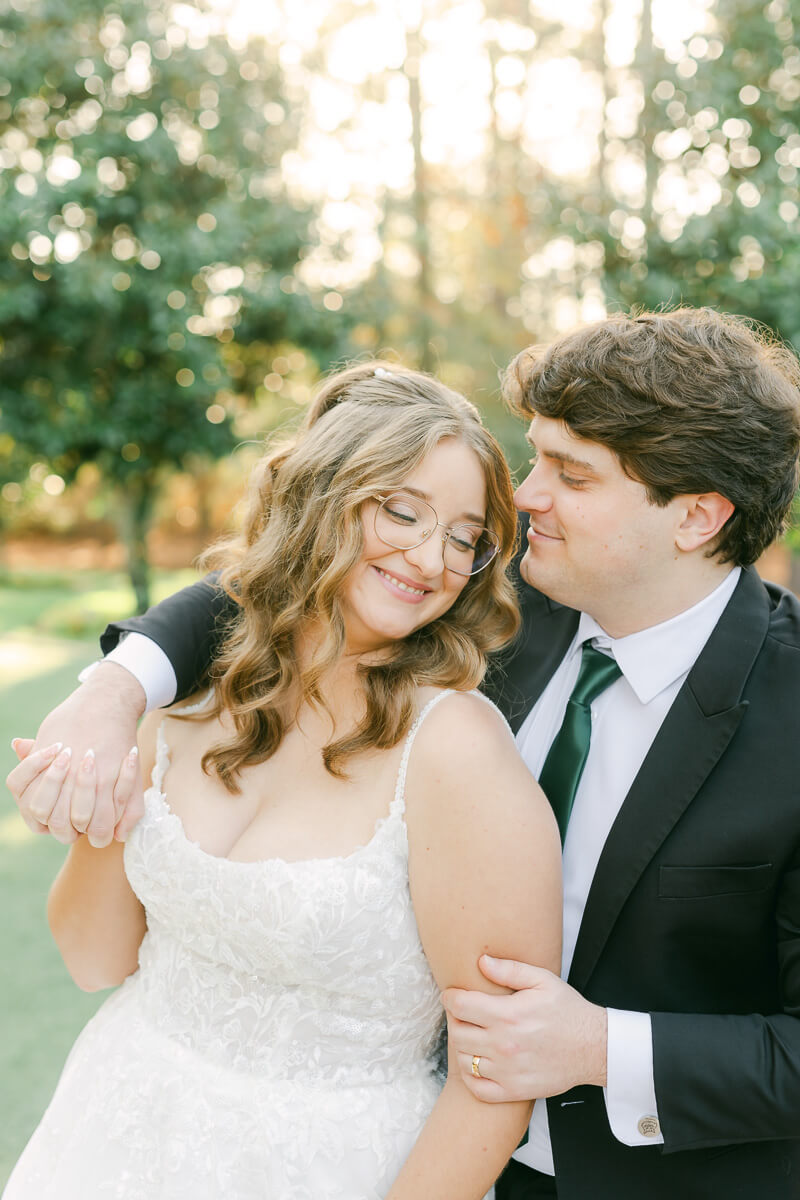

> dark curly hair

[{"left": 504, "top": 308, "right": 800, "bottom": 566}]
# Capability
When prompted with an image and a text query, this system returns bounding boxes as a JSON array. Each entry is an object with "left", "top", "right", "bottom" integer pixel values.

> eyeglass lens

[{"left": 375, "top": 495, "right": 498, "bottom": 575}]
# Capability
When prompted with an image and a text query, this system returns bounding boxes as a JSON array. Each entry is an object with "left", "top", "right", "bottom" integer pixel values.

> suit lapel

[
  {"left": 568, "top": 567, "right": 771, "bottom": 993},
  {"left": 484, "top": 551, "right": 580, "bottom": 732}
]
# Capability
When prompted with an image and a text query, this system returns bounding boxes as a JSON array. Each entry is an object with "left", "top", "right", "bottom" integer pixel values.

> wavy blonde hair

[{"left": 197, "top": 361, "right": 520, "bottom": 790}]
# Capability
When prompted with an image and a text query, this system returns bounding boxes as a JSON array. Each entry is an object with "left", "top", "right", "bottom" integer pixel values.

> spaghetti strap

[
  {"left": 391, "top": 690, "right": 454, "bottom": 816},
  {"left": 149, "top": 689, "right": 215, "bottom": 793}
]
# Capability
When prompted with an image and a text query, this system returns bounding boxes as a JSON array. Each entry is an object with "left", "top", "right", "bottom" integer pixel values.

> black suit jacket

[{"left": 105, "top": 565, "right": 800, "bottom": 1199}]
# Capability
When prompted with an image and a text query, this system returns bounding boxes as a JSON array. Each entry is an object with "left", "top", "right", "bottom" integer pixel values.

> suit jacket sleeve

[
  {"left": 651, "top": 844, "right": 800, "bottom": 1151},
  {"left": 100, "top": 573, "right": 237, "bottom": 701}
]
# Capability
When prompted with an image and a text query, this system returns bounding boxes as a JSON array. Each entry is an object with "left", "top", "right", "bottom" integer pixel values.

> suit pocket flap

[{"left": 659, "top": 863, "right": 774, "bottom": 899}]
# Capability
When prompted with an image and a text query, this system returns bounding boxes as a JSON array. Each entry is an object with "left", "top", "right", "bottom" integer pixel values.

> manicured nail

[
  {"left": 54, "top": 747, "right": 72, "bottom": 768},
  {"left": 10, "top": 738, "right": 19, "bottom": 752},
  {"left": 81, "top": 748, "right": 96, "bottom": 773},
  {"left": 126, "top": 746, "right": 139, "bottom": 764}
]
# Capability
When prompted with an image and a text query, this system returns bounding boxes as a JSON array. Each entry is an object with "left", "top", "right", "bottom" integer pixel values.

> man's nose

[{"left": 514, "top": 464, "right": 551, "bottom": 513}]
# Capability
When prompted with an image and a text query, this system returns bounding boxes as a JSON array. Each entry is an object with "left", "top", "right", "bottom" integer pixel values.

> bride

[{"left": 4, "top": 362, "right": 561, "bottom": 1199}]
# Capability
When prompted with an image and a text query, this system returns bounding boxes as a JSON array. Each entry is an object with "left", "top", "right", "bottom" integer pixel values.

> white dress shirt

[
  {"left": 513, "top": 567, "right": 740, "bottom": 1173},
  {"left": 82, "top": 633, "right": 178, "bottom": 712},
  {"left": 97, "top": 569, "right": 741, "bottom": 1173}
]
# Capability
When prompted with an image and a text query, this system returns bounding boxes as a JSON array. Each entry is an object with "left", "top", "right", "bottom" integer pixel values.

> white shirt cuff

[
  {"left": 603, "top": 1008, "right": 663, "bottom": 1145},
  {"left": 79, "top": 634, "right": 178, "bottom": 713}
]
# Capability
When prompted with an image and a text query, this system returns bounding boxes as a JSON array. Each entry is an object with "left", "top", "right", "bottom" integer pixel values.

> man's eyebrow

[
  {"left": 397, "top": 486, "right": 485, "bottom": 525},
  {"left": 525, "top": 439, "right": 598, "bottom": 473}
]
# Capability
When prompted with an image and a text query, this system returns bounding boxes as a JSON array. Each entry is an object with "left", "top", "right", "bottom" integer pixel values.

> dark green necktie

[{"left": 539, "top": 643, "right": 622, "bottom": 844}]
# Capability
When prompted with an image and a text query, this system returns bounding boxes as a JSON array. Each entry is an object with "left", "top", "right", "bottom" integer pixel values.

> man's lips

[{"left": 527, "top": 525, "right": 562, "bottom": 542}]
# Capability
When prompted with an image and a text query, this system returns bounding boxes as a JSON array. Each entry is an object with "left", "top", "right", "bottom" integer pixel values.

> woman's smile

[{"left": 371, "top": 564, "right": 433, "bottom": 602}]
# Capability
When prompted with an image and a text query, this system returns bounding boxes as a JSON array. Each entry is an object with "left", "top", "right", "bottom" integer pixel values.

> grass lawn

[{"left": 0, "top": 566, "right": 197, "bottom": 1187}]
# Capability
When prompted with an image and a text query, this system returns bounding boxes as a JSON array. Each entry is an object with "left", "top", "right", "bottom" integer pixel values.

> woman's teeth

[{"left": 376, "top": 568, "right": 426, "bottom": 596}]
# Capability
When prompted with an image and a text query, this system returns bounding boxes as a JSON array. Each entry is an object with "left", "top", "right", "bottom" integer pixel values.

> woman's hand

[{"left": 6, "top": 663, "right": 146, "bottom": 846}]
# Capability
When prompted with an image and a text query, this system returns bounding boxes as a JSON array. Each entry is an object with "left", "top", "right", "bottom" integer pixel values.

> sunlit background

[
  {"left": 1, "top": 2, "right": 799, "bottom": 1181},
  {"left": 0, "top": 0, "right": 799, "bottom": 600}
]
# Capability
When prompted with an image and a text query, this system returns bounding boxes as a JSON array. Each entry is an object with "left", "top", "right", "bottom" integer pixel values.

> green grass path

[
  {"left": 0, "top": 567, "right": 196, "bottom": 1186},
  {"left": 0, "top": 642, "right": 108, "bottom": 1186}
]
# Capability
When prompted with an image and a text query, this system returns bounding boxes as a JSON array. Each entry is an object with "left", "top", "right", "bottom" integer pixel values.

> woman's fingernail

[
  {"left": 54, "top": 747, "right": 72, "bottom": 768},
  {"left": 10, "top": 738, "right": 19, "bottom": 752},
  {"left": 126, "top": 746, "right": 139, "bottom": 765},
  {"left": 81, "top": 748, "right": 96, "bottom": 773}
]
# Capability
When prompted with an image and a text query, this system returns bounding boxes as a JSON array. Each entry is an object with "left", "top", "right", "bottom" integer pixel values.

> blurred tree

[
  {"left": 583, "top": 0, "right": 800, "bottom": 348},
  {"left": 0, "top": 0, "right": 342, "bottom": 610},
  {"left": 631, "top": 0, "right": 800, "bottom": 349}
]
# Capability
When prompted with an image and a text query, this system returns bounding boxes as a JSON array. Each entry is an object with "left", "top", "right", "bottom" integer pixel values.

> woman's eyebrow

[{"left": 394, "top": 486, "right": 486, "bottom": 525}]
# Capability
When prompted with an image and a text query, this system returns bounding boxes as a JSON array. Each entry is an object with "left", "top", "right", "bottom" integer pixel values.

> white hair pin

[{"left": 374, "top": 367, "right": 394, "bottom": 379}]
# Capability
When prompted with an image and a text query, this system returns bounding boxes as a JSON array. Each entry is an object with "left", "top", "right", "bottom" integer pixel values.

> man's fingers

[
  {"left": 46, "top": 783, "right": 80, "bottom": 844},
  {"left": 69, "top": 749, "right": 97, "bottom": 835},
  {"left": 456, "top": 1050, "right": 495, "bottom": 1082},
  {"left": 11, "top": 738, "right": 36, "bottom": 760},
  {"left": 440, "top": 986, "right": 504, "bottom": 1028},
  {"left": 83, "top": 747, "right": 134, "bottom": 849},
  {"left": 113, "top": 748, "right": 144, "bottom": 842},
  {"left": 455, "top": 1070, "right": 508, "bottom": 1103},
  {"left": 478, "top": 955, "right": 554, "bottom": 990},
  {"left": 19, "top": 812, "right": 50, "bottom": 836},
  {"left": 111, "top": 747, "right": 139, "bottom": 823},
  {"left": 445, "top": 1011, "right": 486, "bottom": 1053},
  {"left": 114, "top": 789, "right": 145, "bottom": 843}
]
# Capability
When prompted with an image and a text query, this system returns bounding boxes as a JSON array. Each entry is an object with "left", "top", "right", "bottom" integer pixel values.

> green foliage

[
  {"left": 597, "top": 0, "right": 800, "bottom": 346},
  {"left": 0, "top": 0, "right": 346, "bottom": 606},
  {"left": 1, "top": 0, "right": 798, "bottom": 570}
]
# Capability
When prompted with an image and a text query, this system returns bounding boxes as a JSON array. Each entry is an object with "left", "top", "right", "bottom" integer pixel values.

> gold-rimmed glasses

[{"left": 373, "top": 493, "right": 499, "bottom": 576}]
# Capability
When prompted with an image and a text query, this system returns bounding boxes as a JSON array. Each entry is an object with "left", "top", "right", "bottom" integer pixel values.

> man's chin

[
  {"left": 520, "top": 547, "right": 572, "bottom": 606},
  {"left": 519, "top": 548, "right": 536, "bottom": 586},
  {"left": 520, "top": 546, "right": 546, "bottom": 589}
]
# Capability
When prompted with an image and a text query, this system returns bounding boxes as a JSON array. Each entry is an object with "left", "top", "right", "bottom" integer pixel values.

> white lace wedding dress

[{"left": 4, "top": 694, "right": 462, "bottom": 1200}]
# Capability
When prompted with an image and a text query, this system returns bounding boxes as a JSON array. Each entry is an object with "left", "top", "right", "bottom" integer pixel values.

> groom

[{"left": 9, "top": 308, "right": 800, "bottom": 1197}]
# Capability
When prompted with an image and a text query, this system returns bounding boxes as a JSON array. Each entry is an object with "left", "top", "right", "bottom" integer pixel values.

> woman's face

[{"left": 340, "top": 437, "right": 490, "bottom": 654}]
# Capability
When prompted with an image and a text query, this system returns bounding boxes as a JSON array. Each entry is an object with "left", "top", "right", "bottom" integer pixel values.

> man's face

[{"left": 514, "top": 415, "right": 688, "bottom": 635}]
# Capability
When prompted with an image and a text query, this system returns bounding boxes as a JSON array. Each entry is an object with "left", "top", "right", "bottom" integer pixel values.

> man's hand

[
  {"left": 6, "top": 662, "right": 146, "bottom": 847},
  {"left": 442, "top": 954, "right": 608, "bottom": 1102}
]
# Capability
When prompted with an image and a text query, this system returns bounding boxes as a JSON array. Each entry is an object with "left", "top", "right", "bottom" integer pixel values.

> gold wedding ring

[{"left": 471, "top": 1055, "right": 483, "bottom": 1078}]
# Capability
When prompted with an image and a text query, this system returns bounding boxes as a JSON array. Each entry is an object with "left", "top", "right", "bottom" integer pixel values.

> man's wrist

[
  {"left": 586, "top": 1003, "right": 609, "bottom": 1088},
  {"left": 80, "top": 660, "right": 147, "bottom": 719}
]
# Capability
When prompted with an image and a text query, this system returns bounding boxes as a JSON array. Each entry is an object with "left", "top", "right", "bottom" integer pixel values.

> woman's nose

[{"left": 403, "top": 529, "right": 447, "bottom": 576}]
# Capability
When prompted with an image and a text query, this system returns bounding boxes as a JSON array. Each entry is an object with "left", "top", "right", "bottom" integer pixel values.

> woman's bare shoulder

[
  {"left": 405, "top": 687, "right": 546, "bottom": 827},
  {"left": 413, "top": 688, "right": 515, "bottom": 761}
]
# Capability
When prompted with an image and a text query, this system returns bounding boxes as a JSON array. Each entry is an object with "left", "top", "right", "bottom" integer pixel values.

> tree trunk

[
  {"left": 405, "top": 25, "right": 434, "bottom": 372},
  {"left": 117, "top": 473, "right": 155, "bottom": 614},
  {"left": 636, "top": 0, "right": 658, "bottom": 238}
]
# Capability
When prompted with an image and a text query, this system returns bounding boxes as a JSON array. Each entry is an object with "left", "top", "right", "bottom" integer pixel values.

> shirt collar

[{"left": 575, "top": 568, "right": 741, "bottom": 705}]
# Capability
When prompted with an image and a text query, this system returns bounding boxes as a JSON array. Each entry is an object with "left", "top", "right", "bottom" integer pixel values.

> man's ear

[{"left": 675, "top": 493, "right": 735, "bottom": 552}]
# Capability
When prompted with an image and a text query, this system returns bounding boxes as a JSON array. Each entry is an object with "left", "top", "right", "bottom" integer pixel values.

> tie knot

[{"left": 571, "top": 642, "right": 622, "bottom": 707}]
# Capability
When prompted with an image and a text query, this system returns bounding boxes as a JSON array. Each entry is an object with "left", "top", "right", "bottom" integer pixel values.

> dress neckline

[{"left": 144, "top": 689, "right": 454, "bottom": 870}]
